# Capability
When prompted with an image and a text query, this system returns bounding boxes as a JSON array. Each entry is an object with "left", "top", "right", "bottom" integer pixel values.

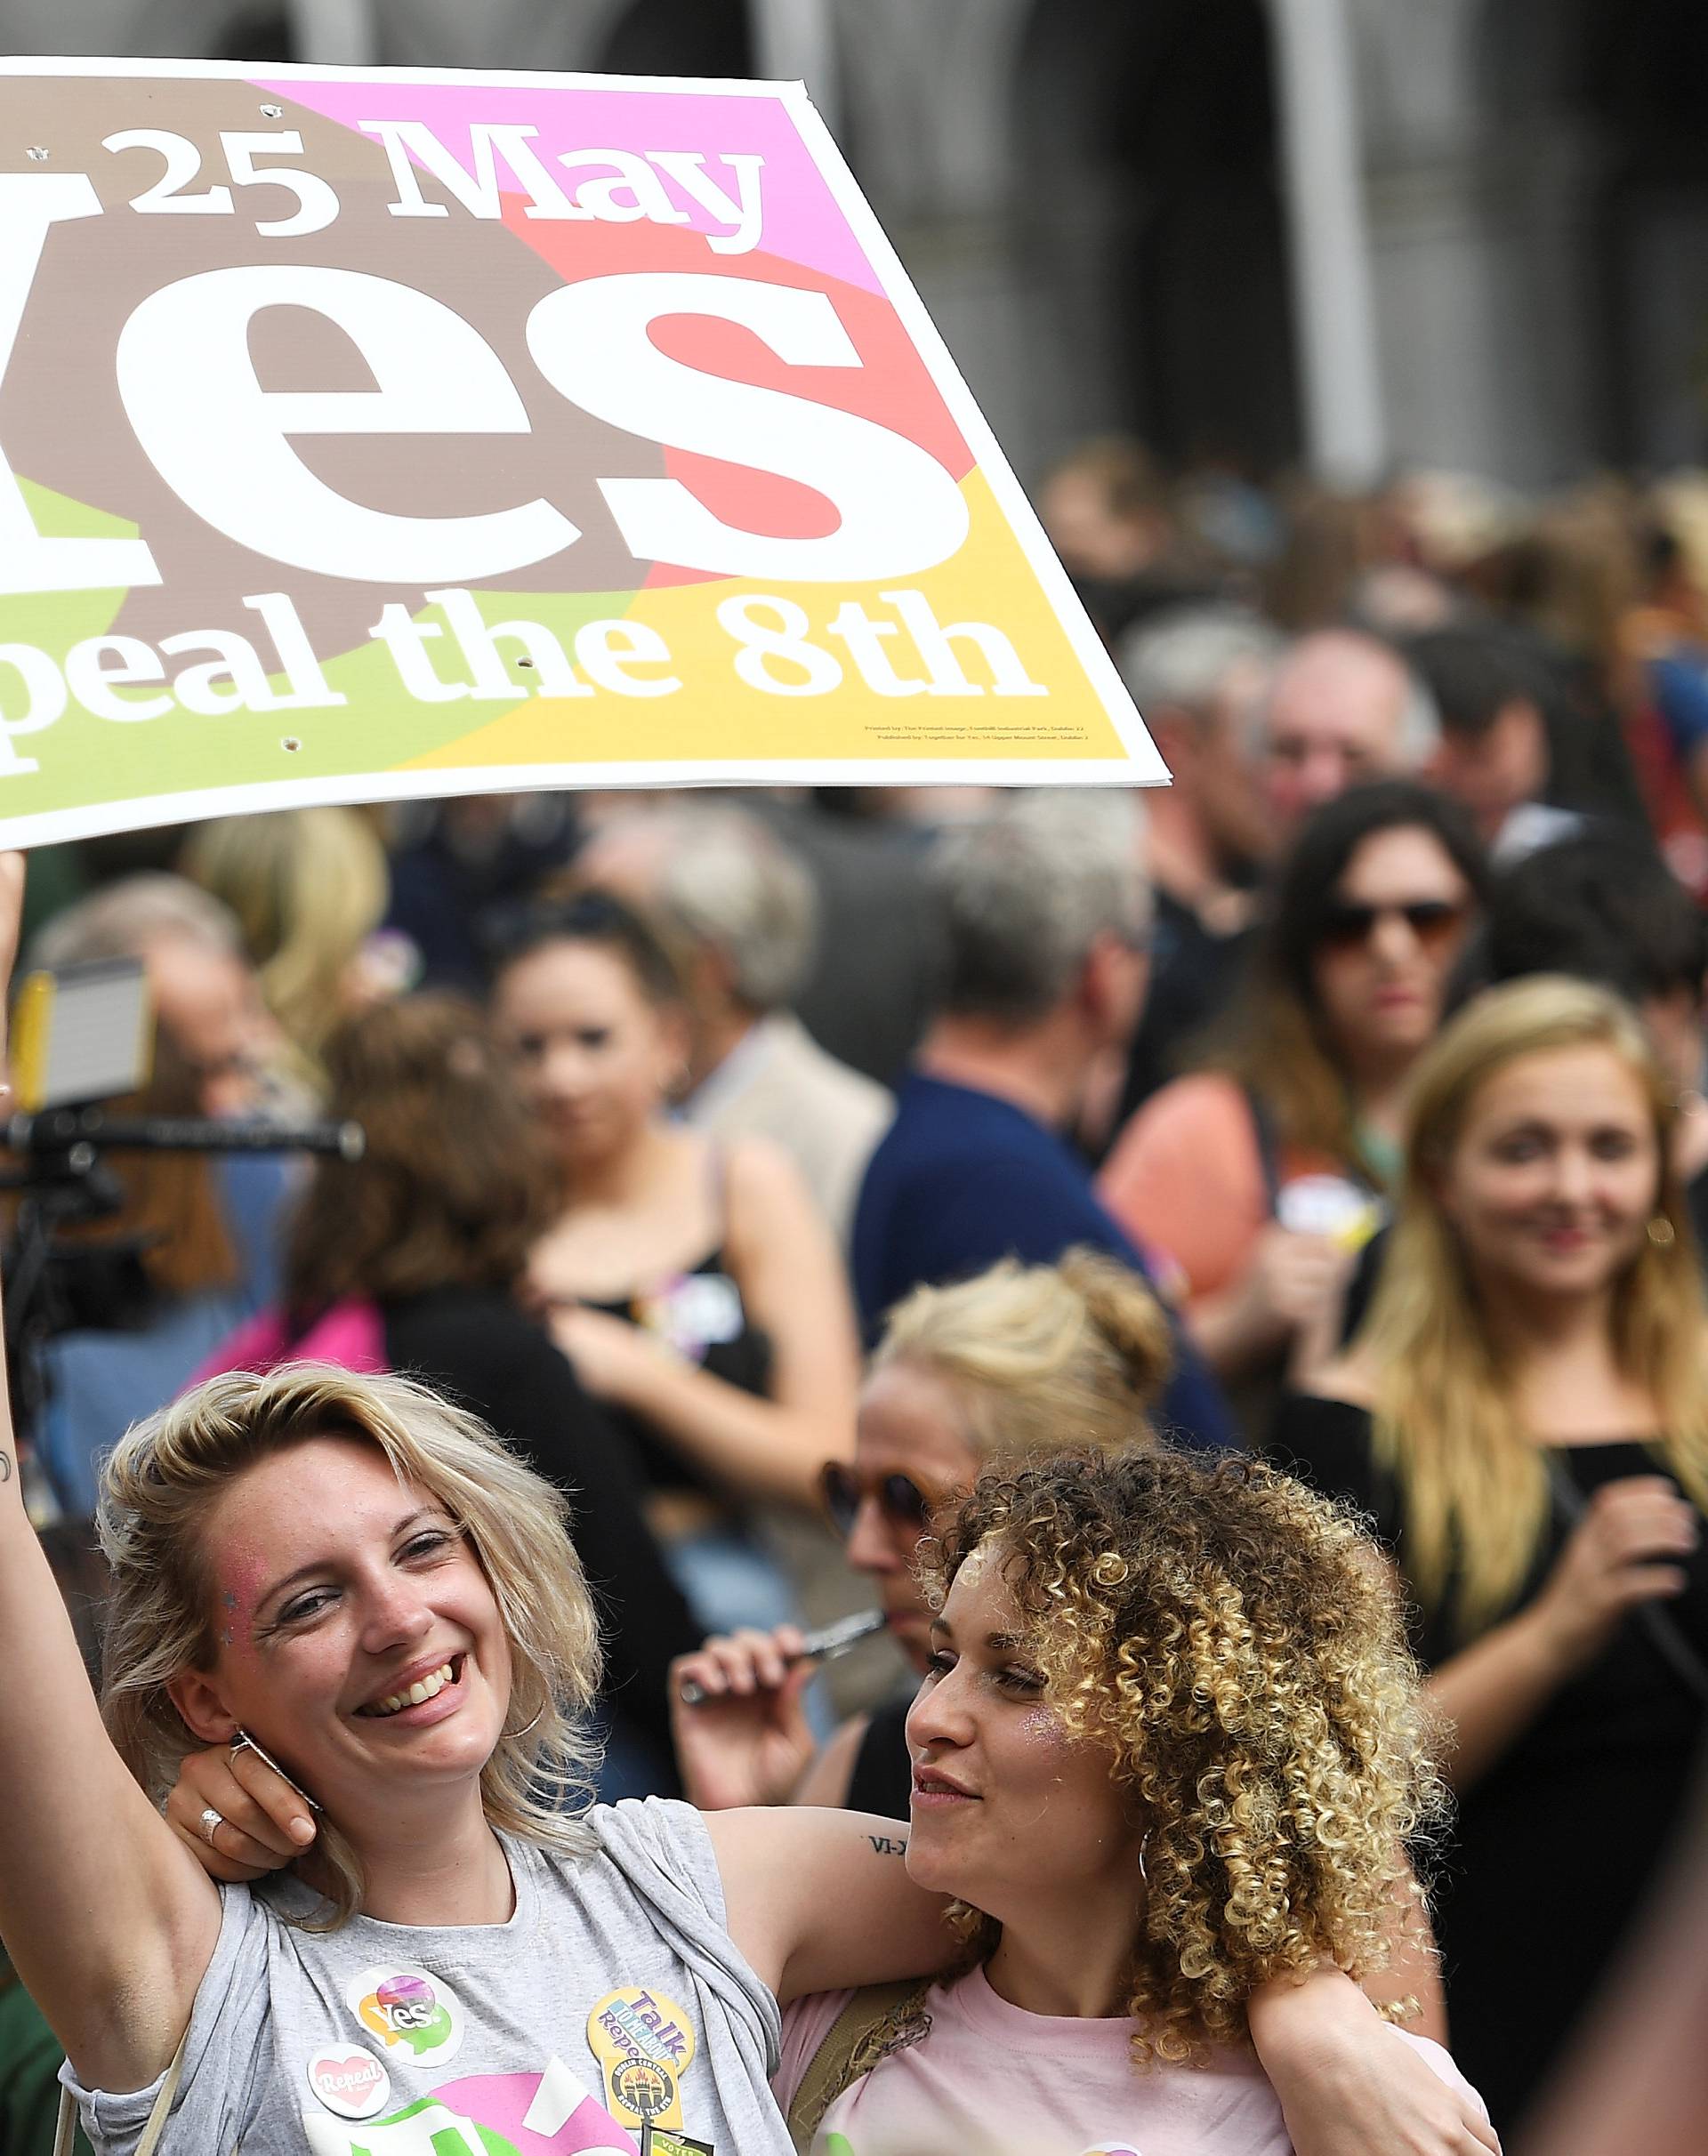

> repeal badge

[
  {"left": 587, "top": 1986, "right": 697, "bottom": 2132},
  {"left": 303, "top": 2044, "right": 390, "bottom": 2120}
]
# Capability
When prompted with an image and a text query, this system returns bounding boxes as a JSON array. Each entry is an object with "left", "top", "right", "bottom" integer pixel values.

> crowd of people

[{"left": 0, "top": 442, "right": 1705, "bottom": 2155}]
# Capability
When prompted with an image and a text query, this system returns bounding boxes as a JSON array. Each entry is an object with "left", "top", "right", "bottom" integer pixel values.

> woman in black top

[
  {"left": 487, "top": 896, "right": 861, "bottom": 1634},
  {"left": 208, "top": 993, "right": 696, "bottom": 1793},
  {"left": 1273, "top": 976, "right": 1708, "bottom": 2136}
]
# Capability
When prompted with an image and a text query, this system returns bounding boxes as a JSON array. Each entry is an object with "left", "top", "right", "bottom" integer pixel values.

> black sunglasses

[
  {"left": 818, "top": 1460, "right": 942, "bottom": 1539},
  {"left": 1317, "top": 897, "right": 1468, "bottom": 953}
]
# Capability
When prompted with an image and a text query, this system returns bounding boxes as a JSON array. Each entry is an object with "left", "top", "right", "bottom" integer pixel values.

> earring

[{"left": 1648, "top": 1215, "right": 1677, "bottom": 1249}]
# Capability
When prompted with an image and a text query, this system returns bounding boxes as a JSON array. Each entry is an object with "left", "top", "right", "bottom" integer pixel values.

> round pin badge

[
  {"left": 346, "top": 1963, "right": 467, "bottom": 2066},
  {"left": 612, "top": 2056, "right": 674, "bottom": 2120},
  {"left": 305, "top": 2045, "right": 390, "bottom": 2120}
]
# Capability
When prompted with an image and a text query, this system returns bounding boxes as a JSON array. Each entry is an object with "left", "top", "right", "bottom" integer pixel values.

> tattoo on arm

[
  {"left": 0, "top": 1452, "right": 12, "bottom": 1484},
  {"left": 866, "top": 1833, "right": 907, "bottom": 1857}
]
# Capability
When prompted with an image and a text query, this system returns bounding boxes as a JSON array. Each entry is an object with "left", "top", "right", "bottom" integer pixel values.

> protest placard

[{"left": 0, "top": 58, "right": 1164, "bottom": 848}]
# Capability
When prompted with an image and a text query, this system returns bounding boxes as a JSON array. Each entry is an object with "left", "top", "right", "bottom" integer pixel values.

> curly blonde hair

[
  {"left": 98, "top": 1364, "right": 604, "bottom": 1927},
  {"left": 922, "top": 1448, "right": 1446, "bottom": 2066}
]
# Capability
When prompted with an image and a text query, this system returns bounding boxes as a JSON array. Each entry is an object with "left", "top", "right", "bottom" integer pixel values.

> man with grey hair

[
  {"left": 851, "top": 792, "right": 1236, "bottom": 1453},
  {"left": 1260, "top": 627, "right": 1439, "bottom": 835},
  {"left": 1111, "top": 605, "right": 1282, "bottom": 1116},
  {"left": 30, "top": 873, "right": 281, "bottom": 1119},
  {"left": 573, "top": 804, "right": 892, "bottom": 1243}
]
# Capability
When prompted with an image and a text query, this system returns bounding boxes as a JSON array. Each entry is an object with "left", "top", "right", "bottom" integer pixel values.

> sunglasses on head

[
  {"left": 1316, "top": 897, "right": 1468, "bottom": 953},
  {"left": 818, "top": 1460, "right": 941, "bottom": 1539}
]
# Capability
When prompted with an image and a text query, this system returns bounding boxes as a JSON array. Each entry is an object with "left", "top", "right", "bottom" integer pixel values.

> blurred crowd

[{"left": 4, "top": 440, "right": 1708, "bottom": 2150}]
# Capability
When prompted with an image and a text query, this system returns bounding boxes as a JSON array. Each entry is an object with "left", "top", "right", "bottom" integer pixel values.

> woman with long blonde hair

[{"left": 1274, "top": 974, "right": 1708, "bottom": 2136}]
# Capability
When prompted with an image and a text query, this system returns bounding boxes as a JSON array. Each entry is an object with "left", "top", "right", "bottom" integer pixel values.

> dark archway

[
  {"left": 205, "top": 5, "right": 294, "bottom": 60},
  {"left": 1013, "top": 0, "right": 1299, "bottom": 474},
  {"left": 1485, "top": 0, "right": 1708, "bottom": 468},
  {"left": 599, "top": 0, "right": 753, "bottom": 79}
]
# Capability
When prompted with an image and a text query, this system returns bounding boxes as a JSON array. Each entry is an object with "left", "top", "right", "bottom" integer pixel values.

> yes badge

[
  {"left": 587, "top": 1987, "right": 697, "bottom": 2133},
  {"left": 346, "top": 1964, "right": 467, "bottom": 2067}
]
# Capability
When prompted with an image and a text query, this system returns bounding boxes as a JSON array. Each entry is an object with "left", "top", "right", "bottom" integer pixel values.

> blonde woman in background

[
  {"left": 180, "top": 806, "right": 400, "bottom": 1082},
  {"left": 669, "top": 1250, "right": 1174, "bottom": 1818},
  {"left": 1273, "top": 975, "right": 1708, "bottom": 2136}
]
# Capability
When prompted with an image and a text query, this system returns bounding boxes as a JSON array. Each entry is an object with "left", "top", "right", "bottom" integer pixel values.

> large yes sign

[
  {"left": 0, "top": 60, "right": 1159, "bottom": 849},
  {"left": 0, "top": 169, "right": 969, "bottom": 596}
]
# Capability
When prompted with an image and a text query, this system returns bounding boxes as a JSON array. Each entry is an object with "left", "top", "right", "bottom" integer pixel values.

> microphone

[{"left": 4, "top": 1106, "right": 366, "bottom": 1161}]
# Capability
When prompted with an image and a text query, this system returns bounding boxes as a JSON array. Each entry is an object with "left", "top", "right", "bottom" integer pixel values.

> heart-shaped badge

[{"left": 305, "top": 2045, "right": 391, "bottom": 2120}]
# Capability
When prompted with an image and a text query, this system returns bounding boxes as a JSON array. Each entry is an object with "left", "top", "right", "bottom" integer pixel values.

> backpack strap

[
  {"left": 55, "top": 2021, "right": 189, "bottom": 2156},
  {"left": 785, "top": 1978, "right": 932, "bottom": 2152}
]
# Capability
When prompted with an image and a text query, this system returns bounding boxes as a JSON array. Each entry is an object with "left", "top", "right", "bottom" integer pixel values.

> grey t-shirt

[{"left": 63, "top": 1798, "right": 789, "bottom": 2156}]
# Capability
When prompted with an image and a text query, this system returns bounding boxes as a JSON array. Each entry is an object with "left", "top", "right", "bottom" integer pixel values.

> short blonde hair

[
  {"left": 871, "top": 1249, "right": 1171, "bottom": 1462},
  {"left": 97, "top": 1364, "right": 602, "bottom": 1926}
]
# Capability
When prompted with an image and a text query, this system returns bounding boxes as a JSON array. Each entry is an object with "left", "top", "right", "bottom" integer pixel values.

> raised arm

[{"left": 0, "top": 855, "right": 222, "bottom": 2089}]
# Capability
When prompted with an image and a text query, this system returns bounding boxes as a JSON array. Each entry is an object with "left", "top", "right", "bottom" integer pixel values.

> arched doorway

[
  {"left": 598, "top": 0, "right": 753, "bottom": 79},
  {"left": 1012, "top": 0, "right": 1299, "bottom": 475},
  {"left": 1484, "top": 0, "right": 1708, "bottom": 470}
]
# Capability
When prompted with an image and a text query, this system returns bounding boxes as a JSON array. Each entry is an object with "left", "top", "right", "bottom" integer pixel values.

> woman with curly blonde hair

[
  {"left": 774, "top": 1447, "right": 1489, "bottom": 2156},
  {"left": 671, "top": 1247, "right": 1173, "bottom": 1817}
]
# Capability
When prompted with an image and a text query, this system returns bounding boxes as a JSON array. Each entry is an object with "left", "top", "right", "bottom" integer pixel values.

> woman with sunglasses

[
  {"left": 1100, "top": 781, "right": 1487, "bottom": 1421},
  {"left": 487, "top": 893, "right": 861, "bottom": 1634},
  {"left": 670, "top": 1250, "right": 1167, "bottom": 1818}
]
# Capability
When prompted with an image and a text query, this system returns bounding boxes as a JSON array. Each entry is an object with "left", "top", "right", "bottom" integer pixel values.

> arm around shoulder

[{"left": 705, "top": 1806, "right": 955, "bottom": 2005}]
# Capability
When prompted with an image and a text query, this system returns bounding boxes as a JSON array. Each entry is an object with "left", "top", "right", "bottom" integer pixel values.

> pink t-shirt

[{"left": 774, "top": 1966, "right": 1486, "bottom": 2156}]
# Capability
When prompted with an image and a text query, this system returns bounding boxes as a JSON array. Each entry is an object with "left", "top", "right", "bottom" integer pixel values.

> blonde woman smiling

[{"left": 1274, "top": 977, "right": 1708, "bottom": 2134}]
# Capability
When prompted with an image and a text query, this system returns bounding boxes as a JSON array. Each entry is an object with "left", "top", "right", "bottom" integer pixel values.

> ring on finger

[{"left": 198, "top": 1805, "right": 224, "bottom": 1846}]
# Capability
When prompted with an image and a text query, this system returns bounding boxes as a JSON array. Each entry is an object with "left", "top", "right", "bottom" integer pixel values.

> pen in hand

[{"left": 677, "top": 1609, "right": 888, "bottom": 1707}]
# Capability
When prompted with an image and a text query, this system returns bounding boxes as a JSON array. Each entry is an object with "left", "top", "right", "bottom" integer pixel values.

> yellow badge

[{"left": 586, "top": 1987, "right": 697, "bottom": 2132}]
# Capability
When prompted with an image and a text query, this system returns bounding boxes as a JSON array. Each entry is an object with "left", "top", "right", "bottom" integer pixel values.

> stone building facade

[{"left": 6, "top": 0, "right": 1705, "bottom": 490}]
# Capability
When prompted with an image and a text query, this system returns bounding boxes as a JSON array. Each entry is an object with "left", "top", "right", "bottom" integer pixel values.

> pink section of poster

[
  {"left": 259, "top": 76, "right": 884, "bottom": 296},
  {"left": 433, "top": 2067, "right": 640, "bottom": 2154}
]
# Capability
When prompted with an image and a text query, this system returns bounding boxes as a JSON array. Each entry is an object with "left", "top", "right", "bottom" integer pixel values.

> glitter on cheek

[
  {"left": 216, "top": 1558, "right": 270, "bottom": 1659},
  {"left": 1019, "top": 1706, "right": 1067, "bottom": 1748}
]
